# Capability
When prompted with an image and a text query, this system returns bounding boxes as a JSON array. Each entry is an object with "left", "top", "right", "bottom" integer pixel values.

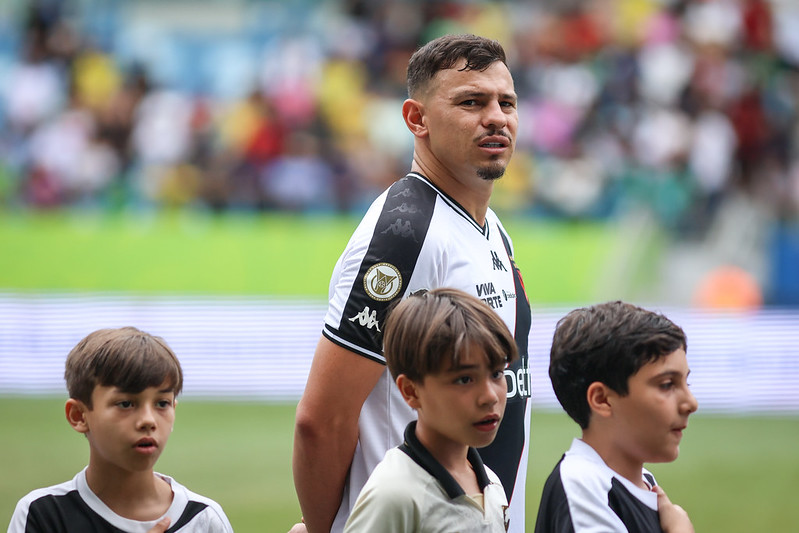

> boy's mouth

[
  {"left": 474, "top": 415, "right": 501, "bottom": 431},
  {"left": 134, "top": 438, "right": 157, "bottom": 449}
]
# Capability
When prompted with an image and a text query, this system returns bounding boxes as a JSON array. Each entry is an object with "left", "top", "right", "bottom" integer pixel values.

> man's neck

[{"left": 410, "top": 159, "right": 492, "bottom": 225}]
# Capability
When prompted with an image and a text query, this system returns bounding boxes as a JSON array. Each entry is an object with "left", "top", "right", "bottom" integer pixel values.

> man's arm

[{"left": 293, "top": 335, "right": 385, "bottom": 533}]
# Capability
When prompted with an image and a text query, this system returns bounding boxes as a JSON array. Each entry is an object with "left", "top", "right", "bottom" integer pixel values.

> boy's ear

[
  {"left": 402, "top": 99, "right": 428, "bottom": 138},
  {"left": 65, "top": 398, "right": 90, "bottom": 434},
  {"left": 396, "top": 374, "right": 422, "bottom": 410},
  {"left": 586, "top": 382, "right": 614, "bottom": 419}
]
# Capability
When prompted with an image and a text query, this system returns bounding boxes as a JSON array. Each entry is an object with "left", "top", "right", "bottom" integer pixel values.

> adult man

[{"left": 293, "top": 34, "right": 532, "bottom": 533}]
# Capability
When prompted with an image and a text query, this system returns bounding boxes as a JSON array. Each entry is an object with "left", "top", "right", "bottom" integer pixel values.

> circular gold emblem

[{"left": 364, "top": 263, "right": 402, "bottom": 301}]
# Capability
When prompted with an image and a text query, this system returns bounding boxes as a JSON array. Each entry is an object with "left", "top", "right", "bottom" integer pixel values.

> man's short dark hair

[
  {"left": 549, "top": 301, "right": 687, "bottom": 429},
  {"left": 407, "top": 33, "right": 508, "bottom": 98}
]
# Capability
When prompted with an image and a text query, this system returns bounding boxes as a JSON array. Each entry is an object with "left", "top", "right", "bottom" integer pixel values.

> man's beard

[{"left": 477, "top": 162, "right": 507, "bottom": 181}]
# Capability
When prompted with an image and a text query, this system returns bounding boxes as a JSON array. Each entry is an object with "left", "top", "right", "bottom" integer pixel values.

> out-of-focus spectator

[{"left": 0, "top": 0, "right": 797, "bottom": 225}]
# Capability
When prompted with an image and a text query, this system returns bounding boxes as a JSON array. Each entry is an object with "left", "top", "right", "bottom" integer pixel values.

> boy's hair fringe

[{"left": 65, "top": 326, "right": 183, "bottom": 408}]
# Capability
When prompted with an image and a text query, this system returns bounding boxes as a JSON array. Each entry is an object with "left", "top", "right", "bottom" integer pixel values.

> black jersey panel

[
  {"left": 476, "top": 225, "right": 531, "bottom": 501},
  {"left": 607, "top": 478, "right": 662, "bottom": 532},
  {"left": 478, "top": 398, "right": 526, "bottom": 502},
  {"left": 166, "top": 501, "right": 210, "bottom": 532},
  {"left": 26, "top": 491, "right": 123, "bottom": 532},
  {"left": 336, "top": 175, "right": 437, "bottom": 357},
  {"left": 533, "top": 456, "right": 575, "bottom": 533}
]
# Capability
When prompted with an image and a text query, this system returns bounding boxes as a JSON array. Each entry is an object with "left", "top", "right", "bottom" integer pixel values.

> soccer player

[
  {"left": 8, "top": 327, "right": 233, "bottom": 533},
  {"left": 535, "top": 301, "right": 698, "bottom": 533},
  {"left": 292, "top": 33, "right": 531, "bottom": 533},
  {"left": 344, "top": 288, "right": 517, "bottom": 533}
]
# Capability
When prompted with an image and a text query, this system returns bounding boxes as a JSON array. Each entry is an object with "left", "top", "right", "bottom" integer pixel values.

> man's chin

[{"left": 477, "top": 165, "right": 507, "bottom": 182}]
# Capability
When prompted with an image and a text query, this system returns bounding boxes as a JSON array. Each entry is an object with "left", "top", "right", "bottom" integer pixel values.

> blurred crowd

[{"left": 1, "top": 0, "right": 798, "bottom": 232}]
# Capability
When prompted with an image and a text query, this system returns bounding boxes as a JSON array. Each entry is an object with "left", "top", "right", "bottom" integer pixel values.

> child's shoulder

[
  {"left": 14, "top": 475, "right": 79, "bottom": 505},
  {"left": 8, "top": 471, "right": 85, "bottom": 533}
]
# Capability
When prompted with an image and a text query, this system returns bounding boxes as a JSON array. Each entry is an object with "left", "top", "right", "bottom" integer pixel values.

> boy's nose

[
  {"left": 137, "top": 406, "right": 157, "bottom": 430},
  {"left": 682, "top": 387, "right": 699, "bottom": 414},
  {"left": 478, "top": 379, "right": 500, "bottom": 406}
]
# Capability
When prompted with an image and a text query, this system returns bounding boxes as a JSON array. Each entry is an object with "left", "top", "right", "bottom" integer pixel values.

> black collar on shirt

[{"left": 398, "top": 420, "right": 492, "bottom": 500}]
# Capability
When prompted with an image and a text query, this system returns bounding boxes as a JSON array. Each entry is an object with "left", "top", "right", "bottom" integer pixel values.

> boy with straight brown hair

[
  {"left": 8, "top": 326, "right": 233, "bottom": 533},
  {"left": 344, "top": 288, "right": 518, "bottom": 532}
]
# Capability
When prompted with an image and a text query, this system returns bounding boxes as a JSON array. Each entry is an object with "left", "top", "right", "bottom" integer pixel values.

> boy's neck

[
  {"left": 415, "top": 422, "right": 481, "bottom": 495},
  {"left": 581, "top": 432, "right": 648, "bottom": 490},
  {"left": 85, "top": 463, "right": 173, "bottom": 520}
]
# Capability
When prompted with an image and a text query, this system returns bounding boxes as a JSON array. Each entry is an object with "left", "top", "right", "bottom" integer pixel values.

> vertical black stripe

[
  {"left": 337, "top": 175, "right": 437, "bottom": 357},
  {"left": 479, "top": 226, "right": 532, "bottom": 501}
]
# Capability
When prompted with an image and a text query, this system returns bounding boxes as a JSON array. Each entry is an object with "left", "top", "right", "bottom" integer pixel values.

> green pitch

[
  {"left": 0, "top": 210, "right": 654, "bottom": 303},
  {"left": 2, "top": 398, "right": 797, "bottom": 532}
]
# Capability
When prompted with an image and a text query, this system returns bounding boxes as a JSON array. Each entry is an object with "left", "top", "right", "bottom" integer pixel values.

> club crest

[{"left": 363, "top": 263, "right": 402, "bottom": 301}]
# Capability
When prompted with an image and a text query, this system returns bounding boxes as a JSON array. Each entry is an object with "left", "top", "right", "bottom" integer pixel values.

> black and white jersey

[
  {"left": 8, "top": 468, "right": 233, "bottom": 533},
  {"left": 324, "top": 172, "right": 532, "bottom": 533},
  {"left": 534, "top": 439, "right": 662, "bottom": 533}
]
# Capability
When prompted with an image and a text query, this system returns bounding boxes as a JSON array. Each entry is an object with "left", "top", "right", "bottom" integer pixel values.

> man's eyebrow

[{"left": 450, "top": 90, "right": 517, "bottom": 101}]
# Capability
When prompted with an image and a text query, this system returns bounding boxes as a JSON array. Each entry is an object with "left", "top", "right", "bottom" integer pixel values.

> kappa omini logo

[{"left": 364, "top": 262, "right": 402, "bottom": 301}]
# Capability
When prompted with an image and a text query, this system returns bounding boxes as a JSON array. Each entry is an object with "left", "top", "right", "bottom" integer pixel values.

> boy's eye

[
  {"left": 117, "top": 400, "right": 133, "bottom": 408},
  {"left": 659, "top": 381, "right": 675, "bottom": 391},
  {"left": 157, "top": 399, "right": 173, "bottom": 408},
  {"left": 492, "top": 369, "right": 505, "bottom": 380},
  {"left": 454, "top": 376, "right": 473, "bottom": 385}
]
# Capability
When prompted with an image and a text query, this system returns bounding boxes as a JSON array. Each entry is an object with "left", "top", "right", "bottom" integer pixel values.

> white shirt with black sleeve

[
  {"left": 7, "top": 468, "right": 233, "bottom": 533},
  {"left": 534, "top": 439, "right": 663, "bottom": 533}
]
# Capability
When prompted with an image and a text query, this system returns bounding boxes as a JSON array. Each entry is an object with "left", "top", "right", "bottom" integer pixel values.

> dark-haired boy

[
  {"left": 535, "top": 301, "right": 697, "bottom": 533},
  {"left": 8, "top": 327, "right": 233, "bottom": 533}
]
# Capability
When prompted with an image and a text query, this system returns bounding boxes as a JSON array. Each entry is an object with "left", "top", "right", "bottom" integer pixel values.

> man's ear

[
  {"left": 396, "top": 374, "right": 422, "bottom": 410},
  {"left": 586, "top": 382, "right": 614, "bottom": 419},
  {"left": 402, "top": 99, "right": 428, "bottom": 138},
  {"left": 65, "top": 398, "right": 90, "bottom": 434}
]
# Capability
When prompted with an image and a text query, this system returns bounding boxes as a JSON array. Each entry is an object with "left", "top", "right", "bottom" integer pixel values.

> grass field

[
  {"left": 2, "top": 397, "right": 798, "bottom": 532},
  {"left": 0, "top": 209, "right": 645, "bottom": 304},
  {"left": 2, "top": 210, "right": 797, "bottom": 531}
]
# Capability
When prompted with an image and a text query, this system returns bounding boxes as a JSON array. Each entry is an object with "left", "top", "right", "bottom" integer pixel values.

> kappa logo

[
  {"left": 388, "top": 202, "right": 421, "bottom": 215},
  {"left": 349, "top": 306, "right": 381, "bottom": 331},
  {"left": 364, "top": 263, "right": 402, "bottom": 301},
  {"left": 391, "top": 186, "right": 416, "bottom": 199},
  {"left": 381, "top": 218, "right": 418, "bottom": 242},
  {"left": 491, "top": 250, "right": 507, "bottom": 271}
]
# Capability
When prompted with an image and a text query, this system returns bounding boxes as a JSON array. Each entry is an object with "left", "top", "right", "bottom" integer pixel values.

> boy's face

[
  {"left": 408, "top": 345, "right": 508, "bottom": 454},
  {"left": 73, "top": 381, "right": 176, "bottom": 474},
  {"left": 609, "top": 348, "right": 698, "bottom": 465}
]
